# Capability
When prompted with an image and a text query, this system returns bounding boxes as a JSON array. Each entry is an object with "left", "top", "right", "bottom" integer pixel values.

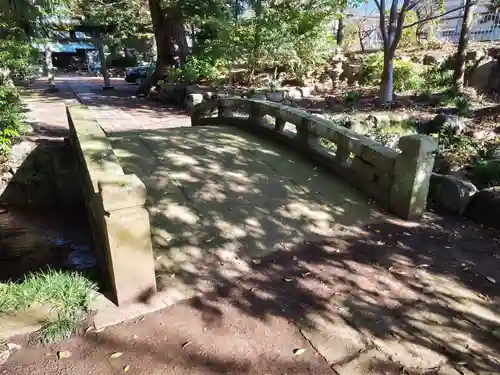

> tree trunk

[
  {"left": 453, "top": 0, "right": 474, "bottom": 91},
  {"left": 336, "top": 17, "right": 345, "bottom": 47},
  {"left": 249, "top": 0, "right": 263, "bottom": 84},
  {"left": 140, "top": 0, "right": 188, "bottom": 94},
  {"left": 380, "top": 52, "right": 395, "bottom": 103}
]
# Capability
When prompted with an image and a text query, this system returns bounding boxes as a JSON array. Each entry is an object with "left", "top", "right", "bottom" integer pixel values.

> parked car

[{"left": 125, "top": 64, "right": 155, "bottom": 85}]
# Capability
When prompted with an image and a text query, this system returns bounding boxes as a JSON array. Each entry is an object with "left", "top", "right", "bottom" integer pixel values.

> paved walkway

[{"left": 6, "top": 77, "right": 500, "bottom": 375}]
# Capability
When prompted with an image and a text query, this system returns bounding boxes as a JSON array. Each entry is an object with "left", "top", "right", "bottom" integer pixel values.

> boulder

[
  {"left": 285, "top": 87, "right": 302, "bottom": 100},
  {"left": 429, "top": 174, "right": 478, "bottom": 214},
  {"left": 423, "top": 53, "right": 447, "bottom": 66},
  {"left": 266, "top": 91, "right": 285, "bottom": 102},
  {"left": 420, "top": 114, "right": 466, "bottom": 135},
  {"left": 298, "top": 86, "right": 312, "bottom": 98},
  {"left": 465, "top": 186, "right": 500, "bottom": 229},
  {"left": 341, "top": 62, "right": 362, "bottom": 84}
]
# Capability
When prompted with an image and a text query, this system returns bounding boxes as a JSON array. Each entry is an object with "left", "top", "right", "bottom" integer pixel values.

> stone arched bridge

[{"left": 66, "top": 96, "right": 438, "bottom": 307}]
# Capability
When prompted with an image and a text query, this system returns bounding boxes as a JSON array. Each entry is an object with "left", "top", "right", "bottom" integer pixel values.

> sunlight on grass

[{"left": 0, "top": 269, "right": 97, "bottom": 343}]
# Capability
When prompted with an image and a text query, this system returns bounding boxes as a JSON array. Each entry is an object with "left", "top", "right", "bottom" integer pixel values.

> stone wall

[
  {"left": 66, "top": 105, "right": 156, "bottom": 306},
  {"left": 189, "top": 96, "right": 438, "bottom": 221}
]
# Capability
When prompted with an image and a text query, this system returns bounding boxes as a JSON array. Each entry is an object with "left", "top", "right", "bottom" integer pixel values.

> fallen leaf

[
  {"left": 283, "top": 278, "right": 293, "bottom": 282},
  {"left": 252, "top": 259, "right": 261, "bottom": 264},
  {"left": 487, "top": 276, "right": 496, "bottom": 284},
  {"left": 57, "top": 350, "right": 72, "bottom": 359},
  {"left": 123, "top": 365, "right": 130, "bottom": 373},
  {"left": 293, "top": 348, "right": 306, "bottom": 356},
  {"left": 0, "top": 350, "right": 9, "bottom": 365},
  {"left": 182, "top": 341, "right": 191, "bottom": 349},
  {"left": 94, "top": 328, "right": 104, "bottom": 333},
  {"left": 7, "top": 343, "right": 21, "bottom": 351},
  {"left": 110, "top": 352, "right": 123, "bottom": 359}
]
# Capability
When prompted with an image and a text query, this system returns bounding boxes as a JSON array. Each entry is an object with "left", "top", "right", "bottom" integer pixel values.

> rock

[
  {"left": 341, "top": 62, "right": 362, "bottom": 84},
  {"left": 285, "top": 87, "right": 302, "bottom": 100},
  {"left": 465, "top": 186, "right": 500, "bottom": 229},
  {"left": 423, "top": 53, "right": 447, "bottom": 66},
  {"left": 429, "top": 174, "right": 478, "bottom": 214},
  {"left": 420, "top": 114, "right": 466, "bottom": 135},
  {"left": 488, "top": 46, "right": 500, "bottom": 59},
  {"left": 466, "top": 49, "right": 485, "bottom": 64},
  {"left": 298, "top": 86, "right": 311, "bottom": 98},
  {"left": 314, "top": 83, "right": 328, "bottom": 93},
  {"left": 250, "top": 93, "right": 267, "bottom": 101},
  {"left": 266, "top": 91, "right": 285, "bottom": 102}
]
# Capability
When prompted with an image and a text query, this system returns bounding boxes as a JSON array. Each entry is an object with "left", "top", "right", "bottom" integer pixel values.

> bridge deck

[{"left": 110, "top": 125, "right": 388, "bottom": 297}]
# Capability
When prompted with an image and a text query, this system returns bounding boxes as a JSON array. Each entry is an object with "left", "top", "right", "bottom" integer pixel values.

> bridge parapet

[
  {"left": 189, "top": 95, "right": 438, "bottom": 220},
  {"left": 66, "top": 104, "right": 156, "bottom": 306}
]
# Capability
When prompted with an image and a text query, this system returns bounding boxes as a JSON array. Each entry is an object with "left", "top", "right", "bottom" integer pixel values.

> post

[
  {"left": 389, "top": 135, "right": 438, "bottom": 220},
  {"left": 95, "top": 32, "right": 114, "bottom": 91},
  {"left": 187, "top": 93, "right": 204, "bottom": 125},
  {"left": 98, "top": 174, "right": 156, "bottom": 306},
  {"left": 44, "top": 44, "right": 57, "bottom": 92}
]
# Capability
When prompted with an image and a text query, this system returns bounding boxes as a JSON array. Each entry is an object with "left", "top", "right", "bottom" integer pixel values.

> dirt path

[{"left": 2, "top": 211, "right": 500, "bottom": 375}]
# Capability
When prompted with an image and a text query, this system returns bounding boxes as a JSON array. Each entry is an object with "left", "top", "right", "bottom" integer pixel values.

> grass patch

[{"left": 0, "top": 269, "right": 97, "bottom": 343}]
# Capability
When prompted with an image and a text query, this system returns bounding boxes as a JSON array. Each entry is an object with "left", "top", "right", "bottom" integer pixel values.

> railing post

[
  {"left": 187, "top": 93, "right": 204, "bottom": 126},
  {"left": 249, "top": 101, "right": 266, "bottom": 126},
  {"left": 390, "top": 135, "right": 438, "bottom": 220},
  {"left": 218, "top": 100, "right": 234, "bottom": 118},
  {"left": 98, "top": 174, "right": 157, "bottom": 306}
]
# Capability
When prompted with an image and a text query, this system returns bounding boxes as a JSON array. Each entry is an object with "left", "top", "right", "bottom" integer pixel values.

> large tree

[
  {"left": 374, "top": 0, "right": 470, "bottom": 103},
  {"left": 453, "top": 0, "right": 476, "bottom": 91}
]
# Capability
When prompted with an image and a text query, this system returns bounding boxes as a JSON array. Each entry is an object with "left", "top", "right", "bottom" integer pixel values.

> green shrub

[
  {"left": 166, "top": 56, "right": 225, "bottom": 84},
  {"left": 0, "top": 85, "right": 23, "bottom": 154},
  {"left": 421, "top": 64, "right": 453, "bottom": 91},
  {"left": 360, "top": 53, "right": 423, "bottom": 92},
  {"left": 344, "top": 91, "right": 361, "bottom": 106},
  {"left": 0, "top": 38, "right": 38, "bottom": 81},
  {"left": 454, "top": 95, "right": 471, "bottom": 116}
]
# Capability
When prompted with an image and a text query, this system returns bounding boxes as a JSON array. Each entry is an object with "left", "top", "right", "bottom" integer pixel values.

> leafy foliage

[
  {"left": 0, "top": 85, "right": 24, "bottom": 154},
  {"left": 361, "top": 53, "right": 423, "bottom": 92},
  {"left": 0, "top": 37, "right": 38, "bottom": 81},
  {"left": 166, "top": 56, "right": 225, "bottom": 84}
]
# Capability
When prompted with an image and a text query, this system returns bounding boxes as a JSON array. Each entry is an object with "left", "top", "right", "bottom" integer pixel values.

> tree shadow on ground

[{"left": 103, "top": 122, "right": 500, "bottom": 374}]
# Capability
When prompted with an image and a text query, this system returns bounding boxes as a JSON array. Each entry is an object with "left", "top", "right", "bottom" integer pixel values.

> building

[{"left": 438, "top": 0, "right": 500, "bottom": 42}]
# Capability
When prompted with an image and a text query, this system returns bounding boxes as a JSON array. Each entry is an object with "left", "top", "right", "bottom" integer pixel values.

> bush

[
  {"left": 360, "top": 53, "right": 423, "bottom": 92},
  {"left": 344, "top": 91, "right": 361, "bottom": 106},
  {"left": 0, "top": 38, "right": 38, "bottom": 81},
  {"left": 421, "top": 64, "right": 453, "bottom": 91},
  {"left": 166, "top": 56, "right": 225, "bottom": 84},
  {"left": 0, "top": 85, "right": 24, "bottom": 154},
  {"left": 454, "top": 95, "right": 471, "bottom": 116}
]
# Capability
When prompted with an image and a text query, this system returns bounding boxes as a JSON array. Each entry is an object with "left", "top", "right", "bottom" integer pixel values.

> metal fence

[{"left": 344, "top": 10, "right": 500, "bottom": 51}]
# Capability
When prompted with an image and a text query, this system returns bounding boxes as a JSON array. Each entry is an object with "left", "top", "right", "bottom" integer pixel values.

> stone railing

[
  {"left": 66, "top": 104, "right": 156, "bottom": 306},
  {"left": 189, "top": 95, "right": 438, "bottom": 220}
]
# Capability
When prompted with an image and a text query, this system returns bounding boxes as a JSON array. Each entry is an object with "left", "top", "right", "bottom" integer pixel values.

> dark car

[{"left": 124, "top": 64, "right": 155, "bottom": 85}]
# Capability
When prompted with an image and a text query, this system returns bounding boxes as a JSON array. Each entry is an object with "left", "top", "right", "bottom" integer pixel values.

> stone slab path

[{"left": 4, "top": 77, "right": 499, "bottom": 375}]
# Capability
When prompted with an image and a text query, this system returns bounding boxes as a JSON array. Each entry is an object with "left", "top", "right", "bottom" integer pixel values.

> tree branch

[
  {"left": 375, "top": 0, "right": 389, "bottom": 47},
  {"left": 390, "top": 0, "right": 410, "bottom": 54},
  {"left": 403, "top": 3, "right": 476, "bottom": 29}
]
